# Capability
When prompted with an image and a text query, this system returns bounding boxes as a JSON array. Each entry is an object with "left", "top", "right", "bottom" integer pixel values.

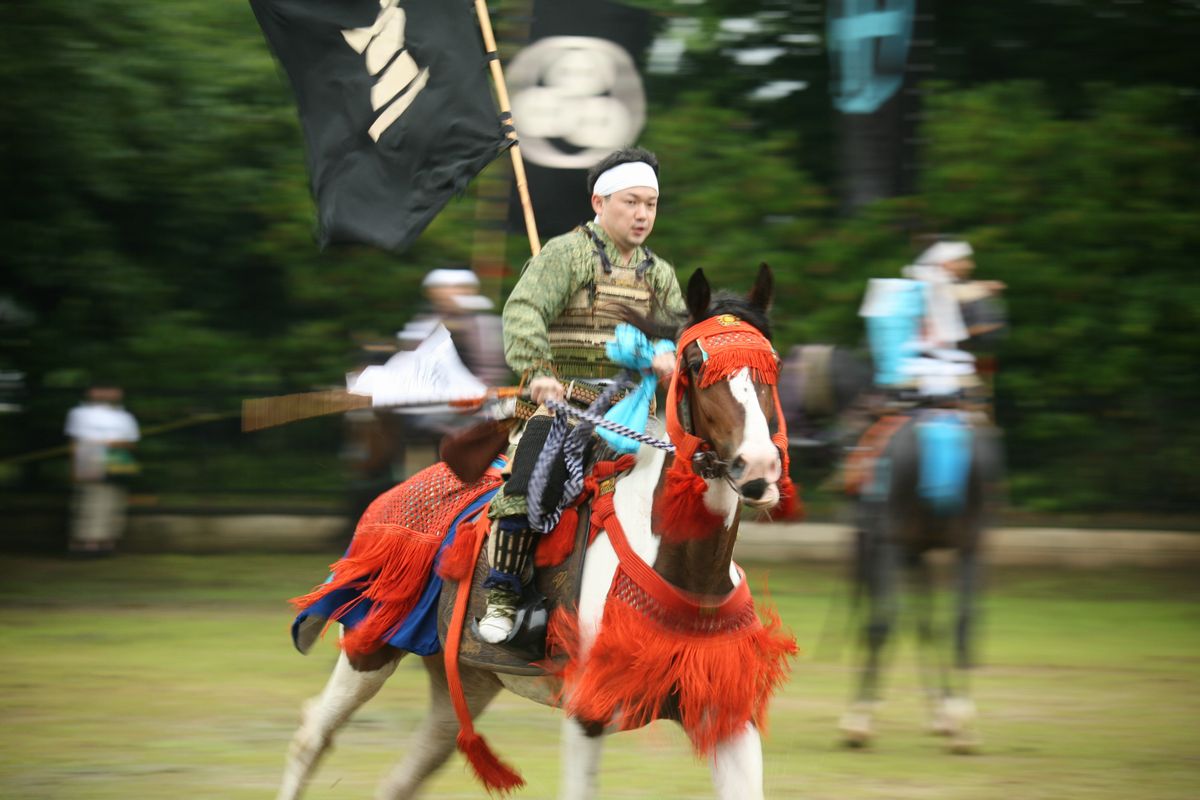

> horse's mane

[
  {"left": 606, "top": 303, "right": 686, "bottom": 343},
  {"left": 603, "top": 289, "right": 773, "bottom": 344}
]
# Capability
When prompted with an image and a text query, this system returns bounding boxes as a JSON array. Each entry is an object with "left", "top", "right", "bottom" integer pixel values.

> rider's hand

[
  {"left": 651, "top": 351, "right": 676, "bottom": 383},
  {"left": 528, "top": 376, "right": 565, "bottom": 405}
]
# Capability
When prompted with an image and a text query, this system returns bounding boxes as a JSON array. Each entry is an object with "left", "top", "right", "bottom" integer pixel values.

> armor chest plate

[{"left": 549, "top": 258, "right": 654, "bottom": 380}]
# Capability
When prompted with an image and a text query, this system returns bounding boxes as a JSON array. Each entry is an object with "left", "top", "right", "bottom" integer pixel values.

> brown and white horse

[{"left": 277, "top": 265, "right": 797, "bottom": 800}]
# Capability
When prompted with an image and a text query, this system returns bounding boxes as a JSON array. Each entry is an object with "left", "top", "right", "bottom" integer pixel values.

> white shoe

[{"left": 477, "top": 588, "right": 519, "bottom": 644}]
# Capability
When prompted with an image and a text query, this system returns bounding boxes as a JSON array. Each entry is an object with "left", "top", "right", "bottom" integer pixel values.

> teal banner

[{"left": 828, "top": 0, "right": 915, "bottom": 114}]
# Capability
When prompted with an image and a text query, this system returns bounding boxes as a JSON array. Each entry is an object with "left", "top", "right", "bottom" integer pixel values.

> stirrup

[{"left": 477, "top": 588, "right": 519, "bottom": 644}]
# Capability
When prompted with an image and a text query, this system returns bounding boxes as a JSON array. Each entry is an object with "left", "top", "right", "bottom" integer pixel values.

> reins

[
  {"left": 541, "top": 399, "right": 750, "bottom": 484},
  {"left": 543, "top": 396, "right": 675, "bottom": 452}
]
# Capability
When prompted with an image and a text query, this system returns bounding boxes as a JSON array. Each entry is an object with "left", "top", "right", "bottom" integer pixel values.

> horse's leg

[
  {"left": 841, "top": 508, "right": 900, "bottom": 747},
  {"left": 559, "top": 717, "right": 606, "bottom": 800},
  {"left": 933, "top": 445, "right": 989, "bottom": 753},
  {"left": 376, "top": 657, "right": 504, "bottom": 800},
  {"left": 710, "top": 722, "right": 764, "bottom": 800},
  {"left": 908, "top": 551, "right": 950, "bottom": 731},
  {"left": 277, "top": 646, "right": 404, "bottom": 800},
  {"left": 936, "top": 542, "right": 981, "bottom": 753}
]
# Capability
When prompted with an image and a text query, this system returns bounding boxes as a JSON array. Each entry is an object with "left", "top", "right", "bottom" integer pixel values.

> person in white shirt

[{"left": 64, "top": 384, "right": 140, "bottom": 555}]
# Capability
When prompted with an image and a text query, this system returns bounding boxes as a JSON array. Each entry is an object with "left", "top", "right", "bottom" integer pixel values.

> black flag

[{"left": 251, "top": 0, "right": 512, "bottom": 252}]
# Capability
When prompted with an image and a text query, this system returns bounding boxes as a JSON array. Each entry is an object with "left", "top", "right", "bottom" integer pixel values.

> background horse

[
  {"left": 780, "top": 346, "right": 1003, "bottom": 752},
  {"left": 277, "top": 264, "right": 795, "bottom": 800}
]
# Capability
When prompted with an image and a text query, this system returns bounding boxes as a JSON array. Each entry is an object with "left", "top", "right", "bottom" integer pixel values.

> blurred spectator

[
  {"left": 398, "top": 268, "right": 509, "bottom": 386},
  {"left": 393, "top": 268, "right": 509, "bottom": 476},
  {"left": 64, "top": 383, "right": 140, "bottom": 556}
]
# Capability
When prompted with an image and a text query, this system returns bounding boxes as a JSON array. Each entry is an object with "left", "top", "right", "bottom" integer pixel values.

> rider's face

[
  {"left": 944, "top": 257, "right": 975, "bottom": 281},
  {"left": 592, "top": 187, "right": 658, "bottom": 259}
]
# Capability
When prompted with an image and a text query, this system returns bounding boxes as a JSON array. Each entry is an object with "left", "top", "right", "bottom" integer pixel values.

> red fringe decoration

[
  {"left": 535, "top": 506, "right": 578, "bottom": 567},
  {"left": 456, "top": 730, "right": 525, "bottom": 795},
  {"left": 292, "top": 462, "right": 501, "bottom": 657},
  {"left": 698, "top": 348, "right": 780, "bottom": 389},
  {"left": 436, "top": 512, "right": 490, "bottom": 582},
  {"left": 652, "top": 457, "right": 726, "bottom": 543},
  {"left": 291, "top": 523, "right": 441, "bottom": 657},
  {"left": 547, "top": 598, "right": 797, "bottom": 754}
]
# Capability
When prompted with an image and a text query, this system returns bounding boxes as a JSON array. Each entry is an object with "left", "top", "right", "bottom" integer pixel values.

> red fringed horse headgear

[{"left": 655, "top": 314, "right": 799, "bottom": 541}]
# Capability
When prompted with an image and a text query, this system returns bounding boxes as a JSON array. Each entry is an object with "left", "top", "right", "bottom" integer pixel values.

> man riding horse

[
  {"left": 478, "top": 146, "right": 687, "bottom": 644},
  {"left": 837, "top": 239, "right": 1008, "bottom": 750}
]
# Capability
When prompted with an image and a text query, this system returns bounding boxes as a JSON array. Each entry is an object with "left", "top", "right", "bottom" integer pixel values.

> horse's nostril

[
  {"left": 729, "top": 456, "right": 747, "bottom": 481},
  {"left": 741, "top": 478, "right": 768, "bottom": 500}
]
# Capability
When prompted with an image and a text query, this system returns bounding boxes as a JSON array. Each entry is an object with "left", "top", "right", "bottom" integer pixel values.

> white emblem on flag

[
  {"left": 343, "top": 0, "right": 430, "bottom": 142},
  {"left": 507, "top": 37, "right": 646, "bottom": 169}
]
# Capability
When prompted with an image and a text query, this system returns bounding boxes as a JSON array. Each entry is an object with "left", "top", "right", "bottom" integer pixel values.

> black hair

[
  {"left": 605, "top": 293, "right": 772, "bottom": 346},
  {"left": 587, "top": 147, "right": 659, "bottom": 196},
  {"left": 607, "top": 302, "right": 687, "bottom": 344}
]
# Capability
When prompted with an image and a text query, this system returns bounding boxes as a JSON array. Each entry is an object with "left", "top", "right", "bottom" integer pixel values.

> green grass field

[{"left": 0, "top": 553, "right": 1196, "bottom": 799}]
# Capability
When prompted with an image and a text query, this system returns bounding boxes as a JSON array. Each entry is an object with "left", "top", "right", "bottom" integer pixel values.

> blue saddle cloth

[
  {"left": 291, "top": 488, "right": 498, "bottom": 656},
  {"left": 916, "top": 413, "right": 972, "bottom": 514}
]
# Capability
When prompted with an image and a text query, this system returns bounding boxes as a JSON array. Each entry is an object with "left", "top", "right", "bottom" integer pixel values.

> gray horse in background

[{"left": 780, "top": 345, "right": 1004, "bottom": 752}]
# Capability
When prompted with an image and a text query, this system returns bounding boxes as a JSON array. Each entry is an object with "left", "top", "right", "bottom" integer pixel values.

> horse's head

[{"left": 664, "top": 264, "right": 793, "bottom": 522}]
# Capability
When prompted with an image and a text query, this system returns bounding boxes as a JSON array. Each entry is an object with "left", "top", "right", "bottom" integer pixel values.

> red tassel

[
  {"left": 535, "top": 506, "right": 577, "bottom": 567},
  {"left": 457, "top": 729, "right": 525, "bottom": 794},
  {"left": 772, "top": 475, "right": 803, "bottom": 521},
  {"left": 436, "top": 513, "right": 489, "bottom": 581},
  {"left": 652, "top": 459, "right": 725, "bottom": 543}
]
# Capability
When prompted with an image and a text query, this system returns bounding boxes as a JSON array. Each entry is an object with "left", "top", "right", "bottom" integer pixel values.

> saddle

[{"left": 435, "top": 499, "right": 593, "bottom": 675}]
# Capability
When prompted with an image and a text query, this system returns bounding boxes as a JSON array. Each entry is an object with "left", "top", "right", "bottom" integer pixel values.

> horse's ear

[
  {"left": 748, "top": 262, "right": 774, "bottom": 312},
  {"left": 686, "top": 268, "right": 711, "bottom": 321}
]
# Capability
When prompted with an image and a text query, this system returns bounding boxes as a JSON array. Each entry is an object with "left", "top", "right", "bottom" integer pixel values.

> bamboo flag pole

[{"left": 474, "top": 0, "right": 540, "bottom": 256}]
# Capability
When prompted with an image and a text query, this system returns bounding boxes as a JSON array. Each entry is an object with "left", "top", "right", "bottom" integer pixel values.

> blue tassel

[{"left": 600, "top": 324, "right": 675, "bottom": 454}]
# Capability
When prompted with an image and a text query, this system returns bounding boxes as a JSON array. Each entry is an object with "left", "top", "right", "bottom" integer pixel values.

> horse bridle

[{"left": 676, "top": 339, "right": 783, "bottom": 491}]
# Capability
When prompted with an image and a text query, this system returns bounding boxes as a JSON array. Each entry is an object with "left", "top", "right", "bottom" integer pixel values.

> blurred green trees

[{"left": 1, "top": 1, "right": 1196, "bottom": 514}]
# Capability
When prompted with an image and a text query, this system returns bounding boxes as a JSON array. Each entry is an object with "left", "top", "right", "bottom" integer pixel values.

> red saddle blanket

[{"left": 293, "top": 461, "right": 502, "bottom": 656}]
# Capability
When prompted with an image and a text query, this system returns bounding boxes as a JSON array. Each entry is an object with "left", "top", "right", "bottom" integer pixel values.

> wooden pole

[{"left": 474, "top": 0, "right": 540, "bottom": 256}]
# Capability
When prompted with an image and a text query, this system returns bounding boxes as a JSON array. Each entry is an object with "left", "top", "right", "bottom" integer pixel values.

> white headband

[{"left": 592, "top": 161, "right": 659, "bottom": 198}]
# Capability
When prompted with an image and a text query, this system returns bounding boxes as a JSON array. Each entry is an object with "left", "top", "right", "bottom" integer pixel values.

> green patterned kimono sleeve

[
  {"left": 651, "top": 257, "right": 687, "bottom": 320},
  {"left": 502, "top": 234, "right": 591, "bottom": 380}
]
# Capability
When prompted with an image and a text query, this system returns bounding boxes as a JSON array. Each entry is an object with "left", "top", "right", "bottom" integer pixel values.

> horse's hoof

[
  {"left": 838, "top": 709, "right": 874, "bottom": 748},
  {"left": 928, "top": 711, "right": 956, "bottom": 737},
  {"left": 930, "top": 697, "right": 976, "bottom": 737},
  {"left": 948, "top": 733, "right": 981, "bottom": 755}
]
